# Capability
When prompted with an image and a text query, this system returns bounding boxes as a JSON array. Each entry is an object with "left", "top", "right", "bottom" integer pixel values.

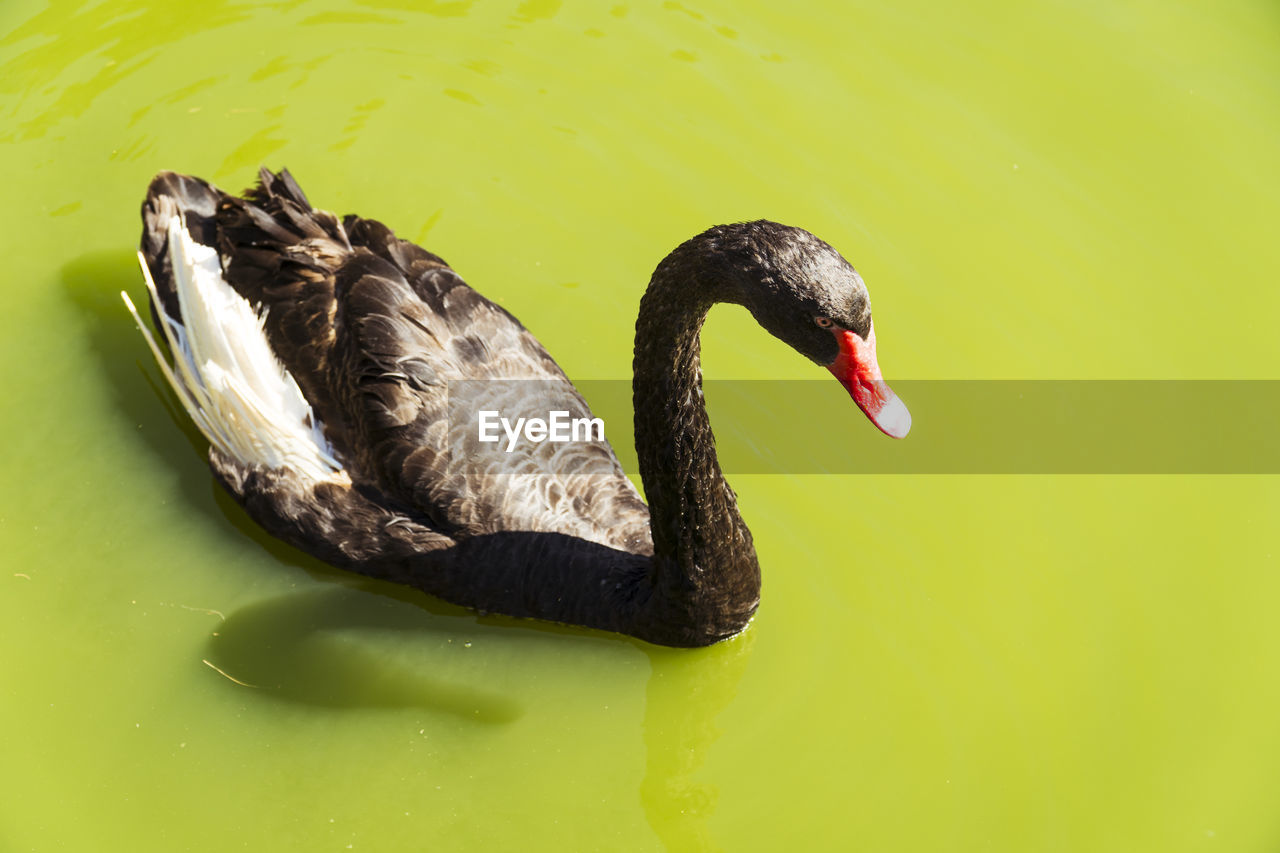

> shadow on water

[
  {"left": 62, "top": 248, "right": 759, "bottom": 837},
  {"left": 204, "top": 582, "right": 524, "bottom": 722},
  {"left": 61, "top": 249, "right": 212, "bottom": 509}
]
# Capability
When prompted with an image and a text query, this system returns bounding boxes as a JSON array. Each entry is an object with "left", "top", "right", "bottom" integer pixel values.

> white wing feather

[{"left": 122, "top": 207, "right": 345, "bottom": 484}]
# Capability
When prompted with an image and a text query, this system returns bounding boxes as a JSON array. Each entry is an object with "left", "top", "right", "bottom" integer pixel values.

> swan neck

[{"left": 631, "top": 239, "right": 760, "bottom": 642}]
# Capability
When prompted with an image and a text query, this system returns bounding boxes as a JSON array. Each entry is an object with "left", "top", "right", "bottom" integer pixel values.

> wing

[
  {"left": 327, "top": 244, "right": 652, "bottom": 555},
  {"left": 149, "top": 167, "right": 651, "bottom": 555},
  {"left": 133, "top": 173, "right": 460, "bottom": 573}
]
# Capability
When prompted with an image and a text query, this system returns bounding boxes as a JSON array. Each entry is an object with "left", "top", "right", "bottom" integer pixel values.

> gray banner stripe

[{"left": 446, "top": 381, "right": 1280, "bottom": 474}]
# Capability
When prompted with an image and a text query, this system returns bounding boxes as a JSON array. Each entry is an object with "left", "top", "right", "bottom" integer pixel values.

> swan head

[{"left": 719, "top": 221, "right": 911, "bottom": 439}]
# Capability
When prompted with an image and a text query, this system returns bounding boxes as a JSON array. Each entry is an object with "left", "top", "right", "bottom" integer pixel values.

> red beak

[{"left": 826, "top": 320, "right": 911, "bottom": 439}]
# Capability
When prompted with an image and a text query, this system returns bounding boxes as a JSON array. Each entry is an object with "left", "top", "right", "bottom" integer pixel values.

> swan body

[{"left": 125, "top": 168, "right": 908, "bottom": 647}]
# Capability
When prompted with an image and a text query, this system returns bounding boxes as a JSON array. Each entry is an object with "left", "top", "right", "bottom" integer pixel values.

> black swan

[{"left": 122, "top": 168, "right": 909, "bottom": 648}]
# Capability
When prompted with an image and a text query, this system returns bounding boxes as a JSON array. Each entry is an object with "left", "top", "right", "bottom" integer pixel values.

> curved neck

[{"left": 631, "top": 233, "right": 760, "bottom": 644}]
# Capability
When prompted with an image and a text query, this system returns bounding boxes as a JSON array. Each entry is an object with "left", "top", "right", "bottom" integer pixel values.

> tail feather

[
  {"left": 214, "top": 169, "right": 350, "bottom": 312},
  {"left": 243, "top": 165, "right": 312, "bottom": 209}
]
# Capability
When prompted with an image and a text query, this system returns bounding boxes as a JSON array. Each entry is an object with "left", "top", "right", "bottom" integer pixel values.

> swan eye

[{"left": 814, "top": 316, "right": 835, "bottom": 328}]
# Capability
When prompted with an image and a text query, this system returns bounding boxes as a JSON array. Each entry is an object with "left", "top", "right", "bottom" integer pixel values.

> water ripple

[{"left": 0, "top": 0, "right": 254, "bottom": 142}]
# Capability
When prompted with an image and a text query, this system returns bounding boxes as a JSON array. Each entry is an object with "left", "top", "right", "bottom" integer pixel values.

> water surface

[{"left": 2, "top": 1, "right": 1279, "bottom": 850}]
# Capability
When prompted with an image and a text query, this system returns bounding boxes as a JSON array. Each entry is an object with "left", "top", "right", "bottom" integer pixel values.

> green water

[{"left": 3, "top": 1, "right": 1279, "bottom": 850}]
